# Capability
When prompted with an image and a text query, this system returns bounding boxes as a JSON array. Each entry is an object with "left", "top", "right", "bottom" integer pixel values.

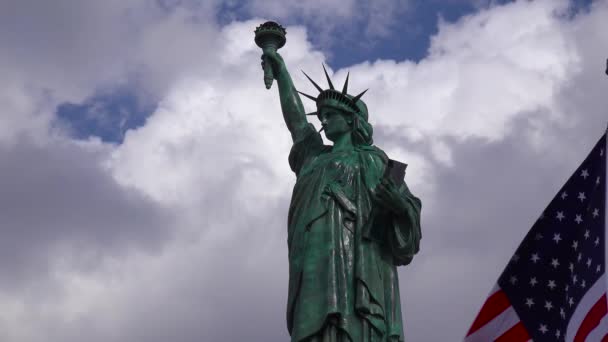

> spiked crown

[{"left": 298, "top": 65, "right": 368, "bottom": 120}]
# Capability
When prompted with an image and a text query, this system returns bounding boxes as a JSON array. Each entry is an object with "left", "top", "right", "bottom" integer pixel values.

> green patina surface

[{"left": 255, "top": 22, "right": 422, "bottom": 342}]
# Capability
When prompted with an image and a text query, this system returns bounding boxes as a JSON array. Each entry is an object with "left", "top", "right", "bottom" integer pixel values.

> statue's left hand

[{"left": 371, "top": 177, "right": 407, "bottom": 214}]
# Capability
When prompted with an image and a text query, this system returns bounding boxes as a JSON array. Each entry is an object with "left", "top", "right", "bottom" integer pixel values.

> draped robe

[{"left": 286, "top": 124, "right": 422, "bottom": 342}]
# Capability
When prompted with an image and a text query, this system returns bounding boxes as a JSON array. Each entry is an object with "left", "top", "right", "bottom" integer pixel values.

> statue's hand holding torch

[{"left": 254, "top": 21, "right": 286, "bottom": 89}]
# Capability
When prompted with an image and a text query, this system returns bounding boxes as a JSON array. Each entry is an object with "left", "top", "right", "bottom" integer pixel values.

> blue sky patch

[{"left": 56, "top": 87, "right": 154, "bottom": 144}]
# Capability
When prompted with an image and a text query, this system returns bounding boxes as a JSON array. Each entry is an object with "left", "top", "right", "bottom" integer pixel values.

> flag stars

[
  {"left": 556, "top": 211, "right": 565, "bottom": 221},
  {"left": 511, "top": 254, "right": 520, "bottom": 263},
  {"left": 593, "top": 208, "right": 600, "bottom": 218},
  {"left": 509, "top": 275, "right": 518, "bottom": 285},
  {"left": 544, "top": 301, "right": 553, "bottom": 311},
  {"left": 577, "top": 253, "right": 582, "bottom": 262},
  {"left": 586, "top": 258, "right": 592, "bottom": 268},
  {"left": 525, "top": 298, "right": 535, "bottom": 308},
  {"left": 553, "top": 233, "right": 562, "bottom": 244},
  {"left": 539, "top": 324, "right": 548, "bottom": 334},
  {"left": 556, "top": 329, "right": 561, "bottom": 338},
  {"left": 597, "top": 265, "right": 601, "bottom": 273},
  {"left": 572, "top": 274, "right": 578, "bottom": 284},
  {"left": 547, "top": 280, "right": 556, "bottom": 290},
  {"left": 584, "top": 230, "right": 590, "bottom": 239},
  {"left": 578, "top": 192, "right": 586, "bottom": 202},
  {"left": 530, "top": 277, "right": 538, "bottom": 287},
  {"left": 569, "top": 297, "right": 575, "bottom": 306},
  {"left": 560, "top": 308, "right": 566, "bottom": 319},
  {"left": 575, "top": 214, "right": 583, "bottom": 224},
  {"left": 581, "top": 279, "right": 586, "bottom": 288},
  {"left": 594, "top": 237, "right": 600, "bottom": 246},
  {"left": 572, "top": 241, "right": 579, "bottom": 250},
  {"left": 561, "top": 191, "right": 568, "bottom": 200},
  {"left": 535, "top": 233, "right": 543, "bottom": 240},
  {"left": 551, "top": 258, "right": 560, "bottom": 268},
  {"left": 531, "top": 253, "right": 540, "bottom": 263},
  {"left": 596, "top": 176, "right": 601, "bottom": 185},
  {"left": 569, "top": 263, "right": 574, "bottom": 273},
  {"left": 581, "top": 169, "right": 589, "bottom": 179}
]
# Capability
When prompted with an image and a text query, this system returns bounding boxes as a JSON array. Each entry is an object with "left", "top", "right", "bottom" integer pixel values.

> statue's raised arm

[{"left": 255, "top": 22, "right": 308, "bottom": 143}]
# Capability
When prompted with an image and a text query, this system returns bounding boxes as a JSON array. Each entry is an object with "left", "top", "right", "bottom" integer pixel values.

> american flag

[{"left": 465, "top": 131, "right": 607, "bottom": 342}]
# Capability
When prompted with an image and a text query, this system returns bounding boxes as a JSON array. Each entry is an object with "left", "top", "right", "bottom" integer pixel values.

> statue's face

[{"left": 319, "top": 106, "right": 352, "bottom": 142}]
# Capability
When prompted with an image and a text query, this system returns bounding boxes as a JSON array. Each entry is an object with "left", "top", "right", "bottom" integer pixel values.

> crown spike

[
  {"left": 322, "top": 64, "right": 335, "bottom": 90},
  {"left": 351, "top": 89, "right": 368, "bottom": 104},
  {"left": 301, "top": 70, "right": 323, "bottom": 93},
  {"left": 297, "top": 91, "right": 318, "bottom": 102},
  {"left": 342, "top": 72, "right": 350, "bottom": 94}
]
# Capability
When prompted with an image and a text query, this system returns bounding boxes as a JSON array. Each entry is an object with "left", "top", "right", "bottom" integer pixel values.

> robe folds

[{"left": 286, "top": 124, "right": 422, "bottom": 342}]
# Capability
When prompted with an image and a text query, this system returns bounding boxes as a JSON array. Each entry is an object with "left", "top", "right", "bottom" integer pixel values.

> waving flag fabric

[{"left": 465, "top": 131, "right": 607, "bottom": 342}]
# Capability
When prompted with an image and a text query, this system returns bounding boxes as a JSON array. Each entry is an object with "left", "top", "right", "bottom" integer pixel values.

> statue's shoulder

[{"left": 356, "top": 145, "right": 389, "bottom": 164}]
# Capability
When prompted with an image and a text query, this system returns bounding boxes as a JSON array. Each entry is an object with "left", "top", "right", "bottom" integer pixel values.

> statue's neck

[{"left": 331, "top": 132, "right": 354, "bottom": 153}]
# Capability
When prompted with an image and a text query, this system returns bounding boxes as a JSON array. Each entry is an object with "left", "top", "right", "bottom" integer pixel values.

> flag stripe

[
  {"left": 573, "top": 293, "right": 607, "bottom": 342},
  {"left": 586, "top": 312, "right": 608, "bottom": 341},
  {"left": 567, "top": 275, "right": 606, "bottom": 341},
  {"left": 494, "top": 321, "right": 531, "bottom": 342},
  {"left": 467, "top": 289, "right": 511, "bottom": 335},
  {"left": 464, "top": 304, "right": 520, "bottom": 342}
]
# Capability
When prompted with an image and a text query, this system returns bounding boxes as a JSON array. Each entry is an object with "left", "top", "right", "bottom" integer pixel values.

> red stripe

[
  {"left": 494, "top": 321, "right": 531, "bottom": 342},
  {"left": 467, "top": 289, "right": 511, "bottom": 336},
  {"left": 574, "top": 294, "right": 608, "bottom": 342}
]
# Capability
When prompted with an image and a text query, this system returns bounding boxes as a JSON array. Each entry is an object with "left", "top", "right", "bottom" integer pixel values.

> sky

[{"left": 0, "top": 0, "right": 607, "bottom": 341}]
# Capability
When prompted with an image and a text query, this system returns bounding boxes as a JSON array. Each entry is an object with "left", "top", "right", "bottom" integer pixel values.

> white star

[
  {"left": 584, "top": 230, "right": 590, "bottom": 239},
  {"left": 595, "top": 237, "right": 600, "bottom": 246},
  {"left": 581, "top": 169, "right": 589, "bottom": 179},
  {"left": 581, "top": 279, "right": 587, "bottom": 288},
  {"left": 553, "top": 233, "right": 562, "bottom": 244},
  {"left": 556, "top": 329, "right": 561, "bottom": 338},
  {"left": 548, "top": 280, "right": 556, "bottom": 290},
  {"left": 569, "top": 297, "right": 575, "bottom": 306},
  {"left": 572, "top": 240, "right": 579, "bottom": 250},
  {"left": 575, "top": 214, "right": 583, "bottom": 224},
  {"left": 525, "top": 298, "right": 535, "bottom": 308},
  {"left": 597, "top": 176, "right": 601, "bottom": 185},
  {"left": 573, "top": 274, "right": 578, "bottom": 284},
  {"left": 530, "top": 277, "right": 538, "bottom": 287},
  {"left": 511, "top": 254, "right": 520, "bottom": 262},
  {"left": 561, "top": 191, "right": 568, "bottom": 199},
  {"left": 556, "top": 211, "right": 565, "bottom": 221},
  {"left": 565, "top": 284, "right": 569, "bottom": 292},
  {"left": 545, "top": 301, "right": 553, "bottom": 311},
  {"left": 531, "top": 253, "right": 540, "bottom": 263},
  {"left": 597, "top": 265, "right": 601, "bottom": 273},
  {"left": 569, "top": 263, "right": 574, "bottom": 272},
  {"left": 535, "top": 233, "right": 543, "bottom": 240},
  {"left": 551, "top": 258, "right": 560, "bottom": 268},
  {"left": 593, "top": 208, "right": 600, "bottom": 218},
  {"left": 510, "top": 275, "right": 517, "bottom": 285},
  {"left": 578, "top": 192, "right": 586, "bottom": 202},
  {"left": 560, "top": 307, "right": 566, "bottom": 319},
  {"left": 578, "top": 253, "right": 582, "bottom": 262},
  {"left": 587, "top": 258, "right": 592, "bottom": 267},
  {"left": 539, "top": 324, "right": 548, "bottom": 334}
]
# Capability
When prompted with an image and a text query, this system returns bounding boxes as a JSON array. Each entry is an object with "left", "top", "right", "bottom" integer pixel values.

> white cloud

[{"left": 1, "top": 0, "right": 608, "bottom": 341}]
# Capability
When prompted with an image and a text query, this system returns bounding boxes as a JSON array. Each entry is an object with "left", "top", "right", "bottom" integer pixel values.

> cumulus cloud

[{"left": 1, "top": 0, "right": 608, "bottom": 341}]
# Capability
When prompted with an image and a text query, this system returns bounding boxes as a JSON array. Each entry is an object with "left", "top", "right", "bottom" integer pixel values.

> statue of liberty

[{"left": 255, "top": 22, "right": 422, "bottom": 342}]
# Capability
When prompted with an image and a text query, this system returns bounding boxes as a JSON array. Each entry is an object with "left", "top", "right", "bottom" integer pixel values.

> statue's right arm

[{"left": 263, "top": 52, "right": 309, "bottom": 142}]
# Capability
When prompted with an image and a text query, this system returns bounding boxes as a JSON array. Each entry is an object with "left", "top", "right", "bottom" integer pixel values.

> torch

[{"left": 254, "top": 21, "right": 286, "bottom": 89}]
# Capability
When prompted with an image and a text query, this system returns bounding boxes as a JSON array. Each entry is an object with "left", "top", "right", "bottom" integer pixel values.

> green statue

[{"left": 255, "top": 22, "right": 422, "bottom": 342}]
